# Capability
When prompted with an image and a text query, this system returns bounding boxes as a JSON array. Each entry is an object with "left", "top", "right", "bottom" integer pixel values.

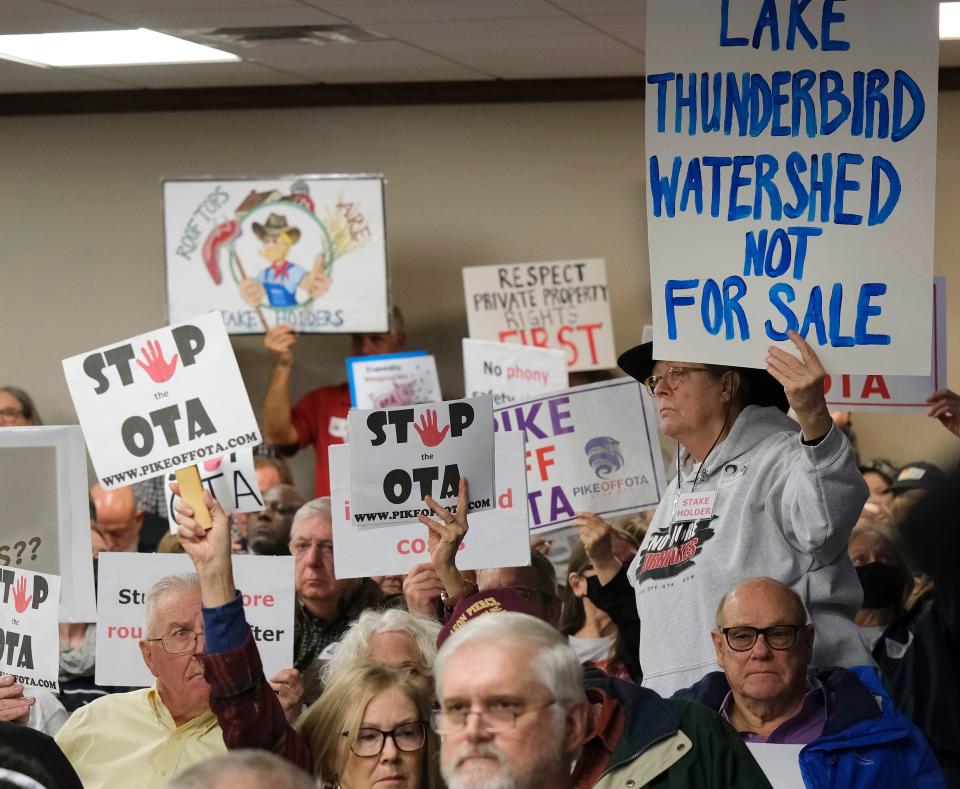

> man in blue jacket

[{"left": 674, "top": 576, "right": 944, "bottom": 788}]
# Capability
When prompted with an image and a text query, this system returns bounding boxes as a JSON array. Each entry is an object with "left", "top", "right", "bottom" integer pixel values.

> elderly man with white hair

[
  {"left": 434, "top": 612, "right": 770, "bottom": 789},
  {"left": 288, "top": 497, "right": 385, "bottom": 702},
  {"left": 54, "top": 574, "right": 226, "bottom": 789}
]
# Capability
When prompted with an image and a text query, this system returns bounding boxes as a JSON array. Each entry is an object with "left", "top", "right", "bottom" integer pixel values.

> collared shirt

[
  {"left": 55, "top": 687, "right": 225, "bottom": 789},
  {"left": 721, "top": 677, "right": 829, "bottom": 744},
  {"left": 572, "top": 688, "right": 627, "bottom": 789}
]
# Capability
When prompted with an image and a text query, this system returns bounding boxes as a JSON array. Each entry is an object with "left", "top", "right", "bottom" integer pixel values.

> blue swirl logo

[{"left": 584, "top": 436, "right": 623, "bottom": 479}]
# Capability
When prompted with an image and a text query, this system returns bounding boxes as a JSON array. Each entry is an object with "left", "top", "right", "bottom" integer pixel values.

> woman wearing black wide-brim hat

[{"left": 603, "top": 329, "right": 871, "bottom": 696}]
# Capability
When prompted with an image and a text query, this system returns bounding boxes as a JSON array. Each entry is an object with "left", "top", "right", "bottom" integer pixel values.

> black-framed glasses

[
  {"left": 342, "top": 721, "right": 427, "bottom": 757},
  {"left": 431, "top": 699, "right": 555, "bottom": 733},
  {"left": 145, "top": 627, "right": 204, "bottom": 655},
  {"left": 720, "top": 625, "right": 804, "bottom": 652},
  {"left": 642, "top": 366, "right": 710, "bottom": 396}
]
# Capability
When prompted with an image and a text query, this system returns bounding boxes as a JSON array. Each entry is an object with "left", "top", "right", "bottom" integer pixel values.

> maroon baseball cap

[{"left": 437, "top": 588, "right": 539, "bottom": 646}]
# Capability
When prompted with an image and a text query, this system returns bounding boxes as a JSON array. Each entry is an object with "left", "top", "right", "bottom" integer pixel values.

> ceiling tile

[
  {"left": 0, "top": 14, "right": 126, "bottom": 33},
  {"left": 79, "top": 60, "right": 313, "bottom": 88},
  {"left": 421, "top": 31, "right": 628, "bottom": 56},
  {"left": 0, "top": 0, "right": 78, "bottom": 15},
  {"left": 101, "top": 5, "right": 343, "bottom": 30},
  {"left": 62, "top": 0, "right": 308, "bottom": 13},
  {"left": 0, "top": 59, "right": 132, "bottom": 92},
  {"left": 308, "top": 0, "right": 565, "bottom": 25},
  {"left": 549, "top": 0, "right": 645, "bottom": 15},
  {"left": 367, "top": 16, "right": 591, "bottom": 42},
  {"left": 582, "top": 14, "right": 645, "bottom": 50}
]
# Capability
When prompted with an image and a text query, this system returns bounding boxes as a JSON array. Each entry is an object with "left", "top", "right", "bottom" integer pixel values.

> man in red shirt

[{"left": 260, "top": 308, "right": 406, "bottom": 496}]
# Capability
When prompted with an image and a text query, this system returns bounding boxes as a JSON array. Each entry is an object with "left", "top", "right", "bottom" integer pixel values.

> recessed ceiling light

[
  {"left": 0, "top": 28, "right": 239, "bottom": 68},
  {"left": 941, "top": 2, "right": 960, "bottom": 39}
]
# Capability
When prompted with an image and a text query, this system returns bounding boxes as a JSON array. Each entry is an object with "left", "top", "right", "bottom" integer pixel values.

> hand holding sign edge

[
  {"left": 766, "top": 330, "right": 833, "bottom": 442},
  {"left": 0, "top": 674, "right": 35, "bottom": 724},
  {"left": 419, "top": 477, "right": 470, "bottom": 597},
  {"left": 172, "top": 483, "right": 235, "bottom": 609}
]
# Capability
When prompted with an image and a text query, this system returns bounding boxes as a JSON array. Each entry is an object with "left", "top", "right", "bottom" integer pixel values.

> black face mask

[{"left": 857, "top": 562, "right": 907, "bottom": 609}]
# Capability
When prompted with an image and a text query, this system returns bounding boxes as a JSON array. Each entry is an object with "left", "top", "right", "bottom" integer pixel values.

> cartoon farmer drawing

[{"left": 238, "top": 212, "right": 332, "bottom": 308}]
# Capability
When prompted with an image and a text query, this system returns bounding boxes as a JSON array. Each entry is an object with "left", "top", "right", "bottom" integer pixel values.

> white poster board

[
  {"left": 347, "top": 396, "right": 495, "bottom": 527},
  {"left": 164, "top": 447, "right": 263, "bottom": 533},
  {"left": 463, "top": 339, "right": 568, "bottom": 406},
  {"left": 825, "top": 278, "right": 947, "bottom": 411},
  {"left": 745, "top": 744, "right": 805, "bottom": 789},
  {"left": 463, "top": 259, "right": 616, "bottom": 371},
  {"left": 164, "top": 175, "right": 389, "bottom": 334},
  {"left": 63, "top": 312, "right": 261, "bottom": 488},
  {"left": 332, "top": 431, "right": 531, "bottom": 578},
  {"left": 0, "top": 426, "right": 95, "bottom": 623},
  {"left": 494, "top": 380, "right": 666, "bottom": 533},
  {"left": 95, "top": 553, "right": 294, "bottom": 687},
  {"left": 645, "top": 0, "right": 939, "bottom": 374},
  {"left": 0, "top": 569, "right": 61, "bottom": 691},
  {"left": 347, "top": 351, "right": 442, "bottom": 409}
]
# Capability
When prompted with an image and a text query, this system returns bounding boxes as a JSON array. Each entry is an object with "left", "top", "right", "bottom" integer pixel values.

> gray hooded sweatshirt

[{"left": 628, "top": 404, "right": 872, "bottom": 697}]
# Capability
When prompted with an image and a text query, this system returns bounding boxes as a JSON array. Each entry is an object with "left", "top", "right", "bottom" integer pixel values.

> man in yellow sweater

[{"left": 56, "top": 574, "right": 226, "bottom": 789}]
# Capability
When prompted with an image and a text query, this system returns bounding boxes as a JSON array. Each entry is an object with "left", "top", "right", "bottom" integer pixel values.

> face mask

[{"left": 856, "top": 562, "right": 907, "bottom": 609}]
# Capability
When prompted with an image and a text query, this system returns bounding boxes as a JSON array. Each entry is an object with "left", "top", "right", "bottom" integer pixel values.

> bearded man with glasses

[
  {"left": 55, "top": 574, "right": 227, "bottom": 789},
  {"left": 675, "top": 577, "right": 944, "bottom": 788}
]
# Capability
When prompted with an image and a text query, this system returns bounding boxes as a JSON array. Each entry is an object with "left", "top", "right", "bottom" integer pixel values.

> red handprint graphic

[
  {"left": 13, "top": 575, "right": 32, "bottom": 614},
  {"left": 136, "top": 339, "right": 180, "bottom": 383},
  {"left": 414, "top": 409, "right": 450, "bottom": 448}
]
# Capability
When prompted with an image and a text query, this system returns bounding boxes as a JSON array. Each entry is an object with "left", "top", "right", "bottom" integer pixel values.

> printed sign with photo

[
  {"left": 0, "top": 568, "right": 61, "bottom": 691},
  {"left": 63, "top": 312, "right": 261, "bottom": 488},
  {"left": 331, "top": 431, "right": 530, "bottom": 578},
  {"left": 347, "top": 396, "right": 495, "bottom": 527},
  {"left": 164, "top": 175, "right": 389, "bottom": 334},
  {"left": 825, "top": 278, "right": 947, "bottom": 412},
  {"left": 347, "top": 351, "right": 442, "bottom": 410},
  {"left": 495, "top": 380, "right": 666, "bottom": 533},
  {"left": 463, "top": 259, "right": 616, "bottom": 371},
  {"left": 95, "top": 553, "right": 294, "bottom": 687},
  {"left": 463, "top": 339, "right": 568, "bottom": 406},
  {"left": 0, "top": 426, "right": 95, "bottom": 623},
  {"left": 645, "top": 0, "right": 939, "bottom": 374}
]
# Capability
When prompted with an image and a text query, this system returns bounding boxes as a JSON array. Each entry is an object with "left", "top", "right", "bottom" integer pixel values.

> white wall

[{"left": 0, "top": 96, "right": 956, "bottom": 491}]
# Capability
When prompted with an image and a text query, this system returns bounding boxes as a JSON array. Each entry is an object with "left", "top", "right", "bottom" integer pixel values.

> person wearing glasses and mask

[
  {"left": 55, "top": 574, "right": 228, "bottom": 789},
  {"left": 676, "top": 577, "right": 944, "bottom": 788},
  {"left": 614, "top": 330, "right": 870, "bottom": 696}
]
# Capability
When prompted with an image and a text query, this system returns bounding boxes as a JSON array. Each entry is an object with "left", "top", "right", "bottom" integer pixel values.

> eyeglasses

[
  {"left": 145, "top": 627, "right": 204, "bottom": 654},
  {"left": 0, "top": 408, "right": 25, "bottom": 422},
  {"left": 289, "top": 539, "right": 334, "bottom": 559},
  {"left": 343, "top": 721, "right": 427, "bottom": 757},
  {"left": 720, "top": 625, "right": 804, "bottom": 652},
  {"left": 431, "top": 699, "right": 555, "bottom": 733},
  {"left": 642, "top": 366, "right": 710, "bottom": 396}
]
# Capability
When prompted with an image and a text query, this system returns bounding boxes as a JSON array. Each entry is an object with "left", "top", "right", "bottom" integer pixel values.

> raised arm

[{"left": 262, "top": 326, "right": 300, "bottom": 446}]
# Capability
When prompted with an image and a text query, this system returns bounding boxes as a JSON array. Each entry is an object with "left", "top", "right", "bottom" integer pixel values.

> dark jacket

[
  {"left": 587, "top": 566, "right": 642, "bottom": 683},
  {"left": 582, "top": 673, "right": 771, "bottom": 788},
  {"left": 676, "top": 666, "right": 944, "bottom": 788}
]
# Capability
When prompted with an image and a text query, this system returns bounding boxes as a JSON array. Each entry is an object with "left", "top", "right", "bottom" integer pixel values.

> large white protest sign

[
  {"left": 645, "top": 0, "right": 939, "bottom": 374},
  {"left": 63, "top": 312, "right": 261, "bottom": 489},
  {"left": 463, "top": 259, "right": 616, "bottom": 371},
  {"left": 165, "top": 447, "right": 263, "bottom": 533},
  {"left": 0, "top": 427, "right": 95, "bottom": 622},
  {"left": 332, "top": 431, "right": 530, "bottom": 578},
  {"left": 347, "top": 351, "right": 442, "bottom": 409},
  {"left": 825, "top": 278, "right": 947, "bottom": 412},
  {"left": 0, "top": 569, "right": 61, "bottom": 691},
  {"left": 494, "top": 380, "right": 666, "bottom": 533},
  {"left": 96, "top": 553, "right": 294, "bottom": 687},
  {"left": 164, "top": 176, "right": 389, "bottom": 334},
  {"left": 348, "top": 396, "right": 495, "bottom": 527},
  {"left": 463, "top": 339, "right": 568, "bottom": 407}
]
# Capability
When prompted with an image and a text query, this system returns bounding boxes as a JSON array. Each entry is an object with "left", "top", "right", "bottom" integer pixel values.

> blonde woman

[{"left": 173, "top": 486, "right": 440, "bottom": 787}]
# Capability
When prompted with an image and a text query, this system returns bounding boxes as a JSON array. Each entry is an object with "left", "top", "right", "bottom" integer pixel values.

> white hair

[
  {"left": 322, "top": 608, "right": 441, "bottom": 684},
  {"left": 166, "top": 749, "right": 315, "bottom": 789},
  {"left": 435, "top": 613, "right": 585, "bottom": 710},
  {"left": 143, "top": 573, "right": 200, "bottom": 637},
  {"left": 291, "top": 497, "right": 332, "bottom": 533}
]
